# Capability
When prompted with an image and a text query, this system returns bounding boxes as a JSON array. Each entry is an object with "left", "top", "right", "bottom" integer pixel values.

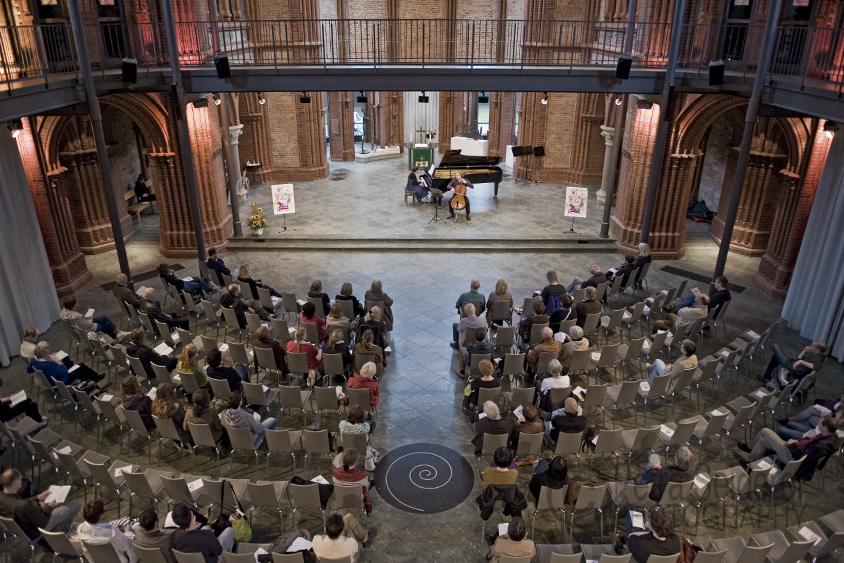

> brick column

[
  {"left": 754, "top": 128, "right": 831, "bottom": 296},
  {"left": 376, "top": 91, "right": 403, "bottom": 150},
  {"left": 488, "top": 92, "right": 516, "bottom": 159},
  {"left": 237, "top": 94, "right": 274, "bottom": 184},
  {"left": 16, "top": 121, "right": 91, "bottom": 297},
  {"left": 327, "top": 91, "right": 355, "bottom": 161},
  {"left": 438, "top": 92, "right": 460, "bottom": 153},
  {"left": 710, "top": 147, "right": 789, "bottom": 256},
  {"left": 514, "top": 92, "right": 547, "bottom": 180}
]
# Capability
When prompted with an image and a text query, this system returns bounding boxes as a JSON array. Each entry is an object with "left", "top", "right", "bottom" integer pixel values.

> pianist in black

[
  {"left": 446, "top": 172, "right": 474, "bottom": 221},
  {"left": 406, "top": 166, "right": 431, "bottom": 203}
]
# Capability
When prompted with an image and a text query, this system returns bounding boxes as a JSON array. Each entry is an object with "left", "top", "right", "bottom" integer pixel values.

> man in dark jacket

[
  {"left": 472, "top": 401, "right": 515, "bottom": 456},
  {"left": 206, "top": 247, "right": 231, "bottom": 286},
  {"left": 112, "top": 273, "right": 141, "bottom": 309},
  {"left": 575, "top": 286, "right": 603, "bottom": 328},
  {"left": 0, "top": 468, "right": 80, "bottom": 540},
  {"left": 140, "top": 288, "right": 190, "bottom": 332},
  {"left": 565, "top": 264, "right": 608, "bottom": 293},
  {"left": 158, "top": 264, "right": 214, "bottom": 300},
  {"left": 125, "top": 328, "right": 177, "bottom": 379},
  {"left": 206, "top": 348, "right": 249, "bottom": 391},
  {"left": 220, "top": 284, "right": 272, "bottom": 330},
  {"left": 639, "top": 446, "right": 695, "bottom": 501},
  {"left": 739, "top": 416, "right": 838, "bottom": 481},
  {"left": 547, "top": 397, "right": 588, "bottom": 446}
]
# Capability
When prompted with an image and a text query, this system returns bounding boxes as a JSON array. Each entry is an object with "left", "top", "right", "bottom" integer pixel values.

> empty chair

[
  {"left": 225, "top": 425, "right": 264, "bottom": 478},
  {"left": 750, "top": 530, "right": 813, "bottom": 563},
  {"left": 581, "top": 384, "right": 608, "bottom": 425},
  {"left": 279, "top": 385, "right": 312, "bottom": 426},
  {"left": 122, "top": 468, "right": 173, "bottom": 516},
  {"left": 716, "top": 465, "right": 768, "bottom": 527},
  {"left": 161, "top": 474, "right": 206, "bottom": 511},
  {"left": 568, "top": 484, "right": 607, "bottom": 542},
  {"left": 657, "top": 420, "right": 697, "bottom": 455},
  {"left": 500, "top": 353, "right": 527, "bottom": 386},
  {"left": 682, "top": 410, "right": 729, "bottom": 458},
  {"left": 135, "top": 544, "right": 170, "bottom": 563},
  {"left": 188, "top": 422, "right": 224, "bottom": 478},
  {"left": 690, "top": 474, "right": 732, "bottom": 535},
  {"left": 289, "top": 482, "right": 326, "bottom": 529},
  {"left": 334, "top": 483, "right": 369, "bottom": 527},
  {"left": 709, "top": 537, "right": 773, "bottom": 563},
  {"left": 246, "top": 481, "right": 289, "bottom": 533},
  {"left": 606, "top": 380, "right": 639, "bottom": 427},
  {"left": 477, "top": 386, "right": 502, "bottom": 409},
  {"left": 654, "top": 481, "right": 694, "bottom": 535},
  {"left": 766, "top": 455, "right": 806, "bottom": 527},
  {"left": 40, "top": 527, "right": 85, "bottom": 563},
  {"left": 56, "top": 448, "right": 109, "bottom": 504},
  {"left": 588, "top": 428, "right": 622, "bottom": 480},
  {"left": 301, "top": 429, "right": 333, "bottom": 475},
  {"left": 554, "top": 431, "right": 584, "bottom": 478},
  {"left": 504, "top": 387, "right": 536, "bottom": 413},
  {"left": 312, "top": 386, "right": 344, "bottom": 429},
  {"left": 589, "top": 345, "right": 619, "bottom": 384},
  {"left": 531, "top": 485, "right": 568, "bottom": 539},
  {"left": 638, "top": 374, "right": 671, "bottom": 424},
  {"left": 87, "top": 459, "right": 136, "bottom": 517},
  {"left": 620, "top": 427, "right": 660, "bottom": 479},
  {"left": 203, "top": 478, "right": 249, "bottom": 518},
  {"left": 243, "top": 382, "right": 279, "bottom": 415},
  {"left": 606, "top": 481, "right": 653, "bottom": 533},
  {"left": 786, "top": 520, "right": 844, "bottom": 563},
  {"left": 123, "top": 407, "right": 156, "bottom": 463}
]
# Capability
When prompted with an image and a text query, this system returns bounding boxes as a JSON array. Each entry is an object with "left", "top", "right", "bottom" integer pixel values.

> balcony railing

[{"left": 1, "top": 19, "right": 844, "bottom": 95}]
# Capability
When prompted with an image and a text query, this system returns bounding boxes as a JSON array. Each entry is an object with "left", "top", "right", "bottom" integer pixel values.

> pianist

[
  {"left": 406, "top": 166, "right": 431, "bottom": 203},
  {"left": 446, "top": 172, "right": 474, "bottom": 221}
]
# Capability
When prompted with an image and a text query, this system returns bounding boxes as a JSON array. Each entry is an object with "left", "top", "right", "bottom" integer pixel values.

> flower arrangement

[
  {"left": 425, "top": 128, "right": 438, "bottom": 140},
  {"left": 247, "top": 202, "right": 268, "bottom": 233}
]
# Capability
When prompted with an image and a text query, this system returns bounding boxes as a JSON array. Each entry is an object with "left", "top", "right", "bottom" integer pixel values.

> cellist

[{"left": 446, "top": 172, "right": 474, "bottom": 221}]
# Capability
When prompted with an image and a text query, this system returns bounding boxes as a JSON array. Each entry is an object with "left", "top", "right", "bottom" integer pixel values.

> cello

[{"left": 450, "top": 179, "right": 467, "bottom": 211}]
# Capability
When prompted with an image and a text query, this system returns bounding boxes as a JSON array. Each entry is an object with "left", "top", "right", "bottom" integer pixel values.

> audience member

[
  {"left": 486, "top": 278, "right": 514, "bottom": 326},
  {"left": 112, "top": 273, "right": 141, "bottom": 310},
  {"left": 672, "top": 276, "right": 731, "bottom": 317},
  {"left": 300, "top": 302, "right": 327, "bottom": 342},
  {"left": 220, "top": 284, "right": 271, "bottom": 330},
  {"left": 152, "top": 382, "right": 191, "bottom": 449},
  {"left": 339, "top": 404, "right": 371, "bottom": 443},
  {"left": 456, "top": 279, "right": 486, "bottom": 318},
  {"left": 206, "top": 247, "right": 231, "bottom": 286},
  {"left": 527, "top": 327, "right": 563, "bottom": 372},
  {"left": 326, "top": 304, "right": 351, "bottom": 331},
  {"left": 332, "top": 447, "right": 372, "bottom": 488},
  {"left": 184, "top": 389, "right": 227, "bottom": 448},
  {"left": 482, "top": 447, "right": 518, "bottom": 489},
  {"left": 738, "top": 416, "right": 838, "bottom": 473},
  {"left": 352, "top": 329, "right": 384, "bottom": 377},
  {"left": 652, "top": 293, "right": 708, "bottom": 335},
  {"left": 626, "top": 509, "right": 681, "bottom": 563},
  {"left": 336, "top": 282, "right": 364, "bottom": 318},
  {"left": 158, "top": 263, "right": 214, "bottom": 300},
  {"left": 121, "top": 374, "right": 154, "bottom": 429},
  {"left": 488, "top": 516, "right": 535, "bottom": 563},
  {"left": 308, "top": 280, "right": 331, "bottom": 316},
  {"left": 324, "top": 329, "right": 353, "bottom": 377},
  {"left": 528, "top": 455, "right": 568, "bottom": 504},
  {"left": 0, "top": 377, "right": 47, "bottom": 427},
  {"left": 648, "top": 339, "right": 697, "bottom": 388},
  {"left": 560, "top": 325, "right": 590, "bottom": 371},
  {"left": 140, "top": 288, "right": 190, "bottom": 332},
  {"left": 537, "top": 360, "right": 570, "bottom": 411},
  {"left": 365, "top": 280, "right": 394, "bottom": 331},
  {"left": 177, "top": 344, "right": 210, "bottom": 389},
  {"left": 565, "top": 264, "right": 608, "bottom": 293},
  {"left": 463, "top": 328, "right": 495, "bottom": 378},
  {"left": 312, "top": 512, "right": 376, "bottom": 562},
  {"left": 126, "top": 328, "right": 176, "bottom": 379},
  {"left": 26, "top": 341, "right": 102, "bottom": 386},
  {"left": 235, "top": 264, "right": 280, "bottom": 301},
  {"left": 134, "top": 174, "right": 156, "bottom": 201},
  {"left": 75, "top": 499, "right": 135, "bottom": 563},
  {"left": 358, "top": 306, "right": 388, "bottom": 349},
  {"left": 463, "top": 359, "right": 500, "bottom": 416},
  {"left": 547, "top": 397, "right": 587, "bottom": 446},
  {"left": 575, "top": 286, "right": 602, "bottom": 328},
  {"left": 541, "top": 270, "right": 567, "bottom": 313},
  {"left": 347, "top": 361, "right": 380, "bottom": 412},
  {"left": 454, "top": 303, "right": 488, "bottom": 377},
  {"left": 549, "top": 294, "right": 575, "bottom": 334},
  {"left": 61, "top": 296, "right": 119, "bottom": 340},
  {"left": 518, "top": 299, "right": 549, "bottom": 344},
  {"left": 19, "top": 327, "right": 39, "bottom": 360},
  {"left": 607, "top": 256, "right": 636, "bottom": 286},
  {"left": 170, "top": 501, "right": 234, "bottom": 563},
  {"left": 288, "top": 327, "right": 323, "bottom": 385},
  {"left": 221, "top": 391, "right": 277, "bottom": 447},
  {"left": 639, "top": 446, "right": 695, "bottom": 501},
  {"left": 760, "top": 340, "right": 826, "bottom": 387},
  {"left": 0, "top": 468, "right": 80, "bottom": 540},
  {"left": 206, "top": 348, "right": 249, "bottom": 391},
  {"left": 631, "top": 242, "right": 652, "bottom": 288},
  {"left": 777, "top": 402, "right": 843, "bottom": 441},
  {"left": 251, "top": 326, "right": 289, "bottom": 377},
  {"left": 510, "top": 404, "right": 545, "bottom": 450},
  {"left": 133, "top": 508, "right": 175, "bottom": 563},
  {"left": 472, "top": 401, "right": 515, "bottom": 456}
]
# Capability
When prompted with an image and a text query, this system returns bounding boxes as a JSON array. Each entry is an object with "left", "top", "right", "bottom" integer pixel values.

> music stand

[
  {"left": 428, "top": 189, "right": 448, "bottom": 225},
  {"left": 516, "top": 146, "right": 533, "bottom": 184},
  {"left": 530, "top": 146, "right": 545, "bottom": 185}
]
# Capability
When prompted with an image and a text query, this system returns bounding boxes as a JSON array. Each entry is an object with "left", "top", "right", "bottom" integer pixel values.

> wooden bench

[{"left": 125, "top": 180, "right": 154, "bottom": 224}]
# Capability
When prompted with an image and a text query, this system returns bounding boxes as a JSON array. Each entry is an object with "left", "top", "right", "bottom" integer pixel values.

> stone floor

[{"left": 1, "top": 157, "right": 842, "bottom": 563}]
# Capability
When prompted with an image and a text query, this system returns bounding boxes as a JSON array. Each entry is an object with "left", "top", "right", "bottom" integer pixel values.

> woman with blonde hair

[
  {"left": 352, "top": 329, "right": 385, "bottom": 376},
  {"left": 365, "top": 280, "right": 394, "bottom": 331},
  {"left": 176, "top": 343, "right": 210, "bottom": 389},
  {"left": 486, "top": 278, "right": 513, "bottom": 326},
  {"left": 323, "top": 328, "right": 352, "bottom": 374},
  {"left": 308, "top": 279, "right": 331, "bottom": 316},
  {"left": 152, "top": 382, "right": 191, "bottom": 448},
  {"left": 19, "top": 327, "right": 39, "bottom": 359},
  {"left": 359, "top": 305, "right": 388, "bottom": 348},
  {"left": 335, "top": 281, "right": 364, "bottom": 318},
  {"left": 347, "top": 361, "right": 380, "bottom": 411},
  {"left": 235, "top": 263, "right": 280, "bottom": 300}
]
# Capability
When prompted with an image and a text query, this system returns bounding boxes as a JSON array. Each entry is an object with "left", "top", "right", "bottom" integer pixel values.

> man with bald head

[
  {"left": 527, "top": 327, "right": 563, "bottom": 372},
  {"left": 452, "top": 279, "right": 486, "bottom": 349},
  {"left": 112, "top": 273, "right": 140, "bottom": 309},
  {"left": 546, "top": 397, "right": 587, "bottom": 446},
  {"left": 454, "top": 302, "right": 488, "bottom": 378},
  {"left": 220, "top": 283, "right": 272, "bottom": 330},
  {"left": 565, "top": 264, "right": 608, "bottom": 293},
  {"left": 139, "top": 288, "right": 190, "bottom": 332}
]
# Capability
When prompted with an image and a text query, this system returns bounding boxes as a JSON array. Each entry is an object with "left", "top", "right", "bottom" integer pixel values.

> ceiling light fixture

[
  {"left": 615, "top": 95, "right": 623, "bottom": 106},
  {"left": 478, "top": 92, "right": 489, "bottom": 104},
  {"left": 257, "top": 93, "right": 266, "bottom": 105},
  {"left": 824, "top": 120, "right": 838, "bottom": 139},
  {"left": 541, "top": 93, "right": 548, "bottom": 105},
  {"left": 357, "top": 91, "right": 367, "bottom": 103},
  {"left": 299, "top": 91, "right": 311, "bottom": 103},
  {"left": 9, "top": 118, "right": 22, "bottom": 138},
  {"left": 212, "top": 94, "right": 221, "bottom": 106},
  {"left": 419, "top": 91, "right": 429, "bottom": 103}
]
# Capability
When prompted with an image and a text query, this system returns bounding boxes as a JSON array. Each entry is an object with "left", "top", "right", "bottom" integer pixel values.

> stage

[{"left": 229, "top": 157, "right": 617, "bottom": 253}]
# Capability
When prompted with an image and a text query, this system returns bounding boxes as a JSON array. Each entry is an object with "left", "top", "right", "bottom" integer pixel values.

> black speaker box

[
  {"left": 121, "top": 58, "right": 137, "bottom": 83},
  {"left": 533, "top": 146, "right": 545, "bottom": 157},
  {"left": 615, "top": 55, "right": 633, "bottom": 80},
  {"left": 709, "top": 60, "right": 725, "bottom": 86},
  {"left": 213, "top": 54, "right": 232, "bottom": 80}
]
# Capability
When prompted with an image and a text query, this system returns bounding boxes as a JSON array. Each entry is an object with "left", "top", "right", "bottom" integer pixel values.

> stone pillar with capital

[
  {"left": 228, "top": 123, "right": 244, "bottom": 187},
  {"left": 597, "top": 125, "right": 615, "bottom": 205}
]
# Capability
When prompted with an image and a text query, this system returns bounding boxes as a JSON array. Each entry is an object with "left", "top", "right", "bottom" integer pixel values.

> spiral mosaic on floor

[{"left": 373, "top": 443, "right": 475, "bottom": 514}]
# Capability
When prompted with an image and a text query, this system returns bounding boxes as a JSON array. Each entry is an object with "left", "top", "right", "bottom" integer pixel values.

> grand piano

[{"left": 423, "top": 149, "right": 504, "bottom": 198}]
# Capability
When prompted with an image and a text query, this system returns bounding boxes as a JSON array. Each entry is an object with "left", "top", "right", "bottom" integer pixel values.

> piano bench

[{"left": 405, "top": 189, "right": 418, "bottom": 205}]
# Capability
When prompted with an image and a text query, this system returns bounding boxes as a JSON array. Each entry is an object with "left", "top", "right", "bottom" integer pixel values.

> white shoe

[{"left": 116, "top": 331, "right": 131, "bottom": 341}]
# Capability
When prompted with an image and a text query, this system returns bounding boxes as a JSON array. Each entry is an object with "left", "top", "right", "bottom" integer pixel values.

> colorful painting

[
  {"left": 271, "top": 184, "right": 295, "bottom": 215},
  {"left": 564, "top": 187, "right": 588, "bottom": 218}
]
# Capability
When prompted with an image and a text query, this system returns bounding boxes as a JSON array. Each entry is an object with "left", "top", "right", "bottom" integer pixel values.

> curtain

[
  {"left": 0, "top": 125, "right": 60, "bottom": 367},
  {"left": 782, "top": 132, "right": 844, "bottom": 361},
  {"left": 403, "top": 91, "right": 440, "bottom": 147}
]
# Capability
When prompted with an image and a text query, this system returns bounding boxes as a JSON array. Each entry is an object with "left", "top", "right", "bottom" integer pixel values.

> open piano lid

[{"left": 438, "top": 149, "right": 502, "bottom": 167}]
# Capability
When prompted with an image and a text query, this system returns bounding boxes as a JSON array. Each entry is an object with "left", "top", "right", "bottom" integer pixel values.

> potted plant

[{"left": 248, "top": 202, "right": 268, "bottom": 235}]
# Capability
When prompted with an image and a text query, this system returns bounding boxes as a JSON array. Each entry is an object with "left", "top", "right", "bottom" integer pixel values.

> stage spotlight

[
  {"left": 121, "top": 58, "right": 137, "bottom": 83},
  {"left": 419, "top": 91, "right": 429, "bottom": 103},
  {"left": 9, "top": 118, "right": 22, "bottom": 138},
  {"left": 709, "top": 60, "right": 725, "bottom": 86},
  {"left": 212, "top": 94, "right": 221, "bottom": 106},
  {"left": 541, "top": 93, "right": 548, "bottom": 105},
  {"left": 824, "top": 121, "right": 838, "bottom": 138},
  {"left": 300, "top": 91, "right": 311, "bottom": 103},
  {"left": 257, "top": 93, "right": 266, "bottom": 105},
  {"left": 357, "top": 91, "right": 367, "bottom": 103},
  {"left": 615, "top": 95, "right": 622, "bottom": 106},
  {"left": 615, "top": 55, "right": 632, "bottom": 80},
  {"left": 192, "top": 98, "right": 209, "bottom": 108},
  {"left": 213, "top": 54, "right": 231, "bottom": 80},
  {"left": 636, "top": 99, "right": 653, "bottom": 110},
  {"left": 478, "top": 92, "right": 489, "bottom": 104}
]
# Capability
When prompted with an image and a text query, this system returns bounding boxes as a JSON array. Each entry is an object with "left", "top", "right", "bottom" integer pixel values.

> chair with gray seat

[
  {"left": 279, "top": 385, "right": 312, "bottom": 426},
  {"left": 0, "top": 515, "right": 43, "bottom": 563},
  {"left": 202, "top": 478, "right": 249, "bottom": 519},
  {"left": 161, "top": 474, "right": 206, "bottom": 511},
  {"left": 709, "top": 537, "right": 774, "bottom": 563},
  {"left": 606, "top": 481, "right": 652, "bottom": 534},
  {"left": 568, "top": 484, "right": 607, "bottom": 542},
  {"left": 786, "top": 519, "right": 844, "bottom": 563},
  {"left": 87, "top": 459, "right": 136, "bottom": 517},
  {"left": 123, "top": 467, "right": 173, "bottom": 516},
  {"left": 225, "top": 425, "right": 264, "bottom": 479},
  {"left": 40, "top": 527, "right": 85, "bottom": 563},
  {"left": 135, "top": 544, "right": 170, "bottom": 563},
  {"left": 750, "top": 530, "right": 813, "bottom": 563},
  {"left": 289, "top": 482, "right": 326, "bottom": 529},
  {"left": 246, "top": 480, "right": 289, "bottom": 534},
  {"left": 302, "top": 429, "right": 334, "bottom": 476},
  {"left": 531, "top": 485, "right": 568, "bottom": 539},
  {"left": 188, "top": 422, "right": 225, "bottom": 478}
]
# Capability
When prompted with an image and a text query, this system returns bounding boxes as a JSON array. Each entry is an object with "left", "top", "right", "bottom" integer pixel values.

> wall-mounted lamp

[
  {"left": 9, "top": 118, "right": 22, "bottom": 138},
  {"left": 212, "top": 94, "right": 221, "bottom": 106},
  {"left": 615, "top": 95, "right": 623, "bottom": 106},
  {"left": 299, "top": 91, "right": 311, "bottom": 103},
  {"left": 419, "top": 91, "right": 429, "bottom": 103},
  {"left": 257, "top": 93, "right": 266, "bottom": 105},
  {"left": 541, "top": 93, "right": 548, "bottom": 105},
  {"left": 824, "top": 120, "right": 838, "bottom": 139}
]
